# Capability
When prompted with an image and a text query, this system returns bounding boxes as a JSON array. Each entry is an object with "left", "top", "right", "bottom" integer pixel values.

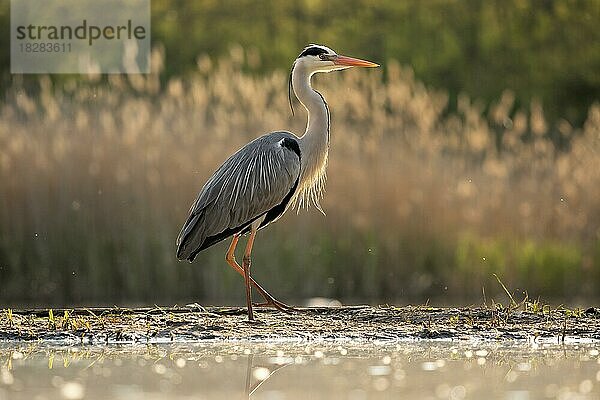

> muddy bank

[{"left": 1, "top": 305, "right": 599, "bottom": 344}]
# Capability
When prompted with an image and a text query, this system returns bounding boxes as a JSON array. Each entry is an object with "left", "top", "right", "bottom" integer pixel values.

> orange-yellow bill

[{"left": 334, "top": 55, "right": 379, "bottom": 68}]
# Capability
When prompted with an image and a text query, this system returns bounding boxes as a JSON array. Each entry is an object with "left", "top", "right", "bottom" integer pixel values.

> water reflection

[
  {"left": 244, "top": 354, "right": 294, "bottom": 397},
  {"left": 0, "top": 342, "right": 599, "bottom": 399}
]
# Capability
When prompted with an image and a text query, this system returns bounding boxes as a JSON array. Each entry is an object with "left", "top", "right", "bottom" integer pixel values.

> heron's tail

[
  {"left": 176, "top": 212, "right": 206, "bottom": 262},
  {"left": 177, "top": 206, "right": 244, "bottom": 261}
]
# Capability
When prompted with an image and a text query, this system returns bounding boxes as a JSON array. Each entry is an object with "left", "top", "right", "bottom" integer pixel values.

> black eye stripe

[{"left": 299, "top": 46, "right": 329, "bottom": 58}]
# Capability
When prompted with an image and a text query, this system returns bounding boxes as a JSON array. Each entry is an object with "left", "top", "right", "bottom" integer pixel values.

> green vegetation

[
  {"left": 0, "top": 48, "right": 598, "bottom": 305},
  {"left": 456, "top": 236, "right": 584, "bottom": 297},
  {"left": 0, "top": 0, "right": 598, "bottom": 125}
]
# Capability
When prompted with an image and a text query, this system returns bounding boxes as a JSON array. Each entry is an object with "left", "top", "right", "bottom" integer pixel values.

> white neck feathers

[{"left": 290, "top": 63, "right": 330, "bottom": 213}]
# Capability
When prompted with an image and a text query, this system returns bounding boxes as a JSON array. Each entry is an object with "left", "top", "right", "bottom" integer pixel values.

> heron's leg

[
  {"left": 242, "top": 230, "right": 256, "bottom": 321},
  {"left": 225, "top": 236, "right": 297, "bottom": 313},
  {"left": 225, "top": 235, "right": 242, "bottom": 270}
]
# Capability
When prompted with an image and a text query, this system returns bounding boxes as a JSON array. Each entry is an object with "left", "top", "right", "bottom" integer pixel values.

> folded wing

[{"left": 176, "top": 132, "right": 301, "bottom": 261}]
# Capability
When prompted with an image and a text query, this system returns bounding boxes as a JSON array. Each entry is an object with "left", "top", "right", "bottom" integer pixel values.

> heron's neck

[
  {"left": 292, "top": 65, "right": 330, "bottom": 174},
  {"left": 291, "top": 64, "right": 330, "bottom": 211},
  {"left": 293, "top": 66, "right": 330, "bottom": 142}
]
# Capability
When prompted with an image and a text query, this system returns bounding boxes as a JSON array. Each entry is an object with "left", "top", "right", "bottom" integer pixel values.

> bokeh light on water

[{"left": 1, "top": 342, "right": 599, "bottom": 399}]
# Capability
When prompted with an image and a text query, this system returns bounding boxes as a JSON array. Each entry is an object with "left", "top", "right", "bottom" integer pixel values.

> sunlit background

[{"left": 0, "top": 0, "right": 599, "bottom": 306}]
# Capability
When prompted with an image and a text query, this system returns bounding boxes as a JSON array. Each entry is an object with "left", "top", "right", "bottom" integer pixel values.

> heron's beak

[{"left": 333, "top": 55, "right": 379, "bottom": 68}]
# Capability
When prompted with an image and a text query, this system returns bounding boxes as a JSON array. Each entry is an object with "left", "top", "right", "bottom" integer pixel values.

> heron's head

[
  {"left": 293, "top": 44, "right": 379, "bottom": 74},
  {"left": 288, "top": 44, "right": 379, "bottom": 115}
]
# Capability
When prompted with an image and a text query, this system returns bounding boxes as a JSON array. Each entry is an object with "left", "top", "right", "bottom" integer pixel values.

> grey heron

[{"left": 176, "top": 44, "right": 379, "bottom": 320}]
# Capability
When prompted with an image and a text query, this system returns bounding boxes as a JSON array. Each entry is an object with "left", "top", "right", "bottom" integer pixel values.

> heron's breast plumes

[{"left": 291, "top": 146, "right": 328, "bottom": 214}]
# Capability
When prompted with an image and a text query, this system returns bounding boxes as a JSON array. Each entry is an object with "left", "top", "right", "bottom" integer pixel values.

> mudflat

[{"left": 2, "top": 305, "right": 599, "bottom": 344}]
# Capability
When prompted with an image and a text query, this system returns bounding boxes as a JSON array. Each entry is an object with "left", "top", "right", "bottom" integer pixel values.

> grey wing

[{"left": 176, "top": 132, "right": 301, "bottom": 261}]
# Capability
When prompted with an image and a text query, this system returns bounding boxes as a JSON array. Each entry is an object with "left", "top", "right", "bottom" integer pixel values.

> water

[{"left": 1, "top": 341, "right": 599, "bottom": 399}]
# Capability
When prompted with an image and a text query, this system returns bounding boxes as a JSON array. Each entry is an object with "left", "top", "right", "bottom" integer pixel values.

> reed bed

[{"left": 1, "top": 49, "right": 598, "bottom": 305}]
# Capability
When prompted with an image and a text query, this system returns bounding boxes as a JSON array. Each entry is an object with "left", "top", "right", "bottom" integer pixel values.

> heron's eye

[{"left": 319, "top": 54, "right": 329, "bottom": 61}]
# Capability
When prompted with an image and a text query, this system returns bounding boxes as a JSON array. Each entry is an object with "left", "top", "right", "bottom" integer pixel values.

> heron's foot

[{"left": 253, "top": 298, "right": 301, "bottom": 314}]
